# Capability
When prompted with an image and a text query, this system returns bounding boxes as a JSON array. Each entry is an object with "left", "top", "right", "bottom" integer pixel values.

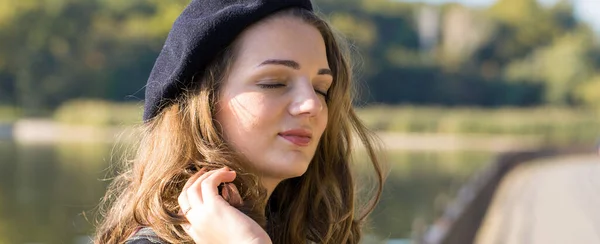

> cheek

[
  {"left": 318, "top": 108, "right": 328, "bottom": 136},
  {"left": 217, "top": 93, "right": 279, "bottom": 142}
]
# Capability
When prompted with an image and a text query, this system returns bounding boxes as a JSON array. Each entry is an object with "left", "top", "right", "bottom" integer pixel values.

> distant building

[
  {"left": 444, "top": 6, "right": 487, "bottom": 62},
  {"left": 416, "top": 6, "right": 440, "bottom": 55},
  {"left": 413, "top": 4, "right": 492, "bottom": 70}
]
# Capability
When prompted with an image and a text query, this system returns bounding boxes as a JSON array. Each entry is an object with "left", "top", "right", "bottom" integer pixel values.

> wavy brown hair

[{"left": 94, "top": 8, "right": 385, "bottom": 244}]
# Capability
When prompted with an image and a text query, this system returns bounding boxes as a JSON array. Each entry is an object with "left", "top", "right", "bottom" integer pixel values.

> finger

[
  {"left": 186, "top": 169, "right": 220, "bottom": 207},
  {"left": 221, "top": 183, "right": 230, "bottom": 202},
  {"left": 223, "top": 183, "right": 244, "bottom": 208},
  {"left": 181, "top": 223, "right": 200, "bottom": 242},
  {"left": 201, "top": 168, "right": 237, "bottom": 204},
  {"left": 182, "top": 168, "right": 207, "bottom": 192},
  {"left": 178, "top": 169, "right": 207, "bottom": 214}
]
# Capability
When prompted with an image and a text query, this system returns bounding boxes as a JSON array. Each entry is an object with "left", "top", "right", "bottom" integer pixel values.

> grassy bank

[
  {"left": 0, "top": 106, "right": 20, "bottom": 122},
  {"left": 53, "top": 100, "right": 142, "bottom": 126},
  {"left": 8, "top": 100, "right": 599, "bottom": 145},
  {"left": 356, "top": 106, "right": 600, "bottom": 145}
]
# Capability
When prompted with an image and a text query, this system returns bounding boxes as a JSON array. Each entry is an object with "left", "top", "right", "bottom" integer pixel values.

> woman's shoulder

[{"left": 125, "top": 227, "right": 167, "bottom": 244}]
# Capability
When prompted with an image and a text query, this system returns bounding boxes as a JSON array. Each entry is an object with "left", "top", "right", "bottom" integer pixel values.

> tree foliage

[{"left": 1, "top": 0, "right": 599, "bottom": 115}]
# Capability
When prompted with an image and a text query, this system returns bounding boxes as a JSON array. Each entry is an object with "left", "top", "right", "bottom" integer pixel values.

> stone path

[{"left": 475, "top": 154, "right": 600, "bottom": 244}]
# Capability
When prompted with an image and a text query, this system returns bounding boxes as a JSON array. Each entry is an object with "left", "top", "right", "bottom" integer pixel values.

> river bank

[
  {"left": 0, "top": 119, "right": 546, "bottom": 152},
  {"left": 0, "top": 119, "right": 134, "bottom": 143}
]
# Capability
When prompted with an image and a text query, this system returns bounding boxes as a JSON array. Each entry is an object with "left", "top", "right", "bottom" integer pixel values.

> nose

[{"left": 288, "top": 81, "right": 324, "bottom": 117}]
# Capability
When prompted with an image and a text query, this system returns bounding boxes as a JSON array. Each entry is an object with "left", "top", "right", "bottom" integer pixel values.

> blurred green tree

[
  {"left": 0, "top": 0, "right": 187, "bottom": 115},
  {"left": 503, "top": 30, "right": 595, "bottom": 105},
  {"left": 0, "top": 0, "right": 598, "bottom": 114},
  {"left": 574, "top": 75, "right": 600, "bottom": 108}
]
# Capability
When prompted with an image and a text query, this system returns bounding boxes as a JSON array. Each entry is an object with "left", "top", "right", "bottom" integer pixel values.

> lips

[{"left": 278, "top": 129, "right": 312, "bottom": 147}]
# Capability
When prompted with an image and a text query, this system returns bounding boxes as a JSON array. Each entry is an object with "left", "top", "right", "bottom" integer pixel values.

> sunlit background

[{"left": 0, "top": 0, "right": 599, "bottom": 243}]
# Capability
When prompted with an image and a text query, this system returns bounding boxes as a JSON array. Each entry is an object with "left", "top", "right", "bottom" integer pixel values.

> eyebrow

[{"left": 257, "top": 59, "right": 332, "bottom": 76}]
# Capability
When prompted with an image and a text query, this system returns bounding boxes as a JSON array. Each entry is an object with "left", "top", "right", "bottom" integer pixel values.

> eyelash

[
  {"left": 258, "top": 84, "right": 329, "bottom": 97},
  {"left": 258, "top": 83, "right": 285, "bottom": 89}
]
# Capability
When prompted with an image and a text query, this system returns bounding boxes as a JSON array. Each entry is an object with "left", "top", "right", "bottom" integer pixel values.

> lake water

[{"left": 0, "top": 140, "right": 493, "bottom": 243}]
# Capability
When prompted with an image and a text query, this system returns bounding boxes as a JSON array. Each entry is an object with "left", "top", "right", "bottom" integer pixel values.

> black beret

[{"left": 143, "top": 0, "right": 314, "bottom": 121}]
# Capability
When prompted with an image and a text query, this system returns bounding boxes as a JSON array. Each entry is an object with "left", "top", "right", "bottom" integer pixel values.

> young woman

[{"left": 94, "top": 0, "right": 385, "bottom": 243}]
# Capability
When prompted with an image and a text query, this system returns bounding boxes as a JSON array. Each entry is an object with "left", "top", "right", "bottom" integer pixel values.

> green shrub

[{"left": 0, "top": 106, "right": 20, "bottom": 122}]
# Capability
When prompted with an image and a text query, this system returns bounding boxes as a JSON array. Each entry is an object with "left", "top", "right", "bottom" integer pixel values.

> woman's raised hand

[{"left": 178, "top": 167, "right": 272, "bottom": 244}]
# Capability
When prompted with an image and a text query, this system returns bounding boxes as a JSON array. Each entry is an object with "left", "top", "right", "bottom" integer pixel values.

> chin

[
  {"left": 268, "top": 160, "right": 311, "bottom": 179},
  {"left": 284, "top": 164, "right": 311, "bottom": 178}
]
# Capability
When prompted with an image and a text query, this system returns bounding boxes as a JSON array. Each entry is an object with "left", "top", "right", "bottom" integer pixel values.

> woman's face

[{"left": 215, "top": 15, "right": 331, "bottom": 188}]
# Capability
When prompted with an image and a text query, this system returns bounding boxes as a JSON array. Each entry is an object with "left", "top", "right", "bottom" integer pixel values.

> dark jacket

[{"left": 125, "top": 227, "right": 166, "bottom": 244}]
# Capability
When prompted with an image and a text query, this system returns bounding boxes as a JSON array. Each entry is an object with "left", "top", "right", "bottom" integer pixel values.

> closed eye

[
  {"left": 315, "top": 89, "right": 328, "bottom": 97},
  {"left": 258, "top": 83, "right": 328, "bottom": 100},
  {"left": 258, "top": 84, "right": 286, "bottom": 89}
]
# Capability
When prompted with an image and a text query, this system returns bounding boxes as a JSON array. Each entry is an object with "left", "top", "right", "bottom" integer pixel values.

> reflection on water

[
  {"left": 0, "top": 141, "right": 113, "bottom": 244},
  {"left": 0, "top": 141, "right": 493, "bottom": 243},
  {"left": 364, "top": 151, "right": 491, "bottom": 240}
]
